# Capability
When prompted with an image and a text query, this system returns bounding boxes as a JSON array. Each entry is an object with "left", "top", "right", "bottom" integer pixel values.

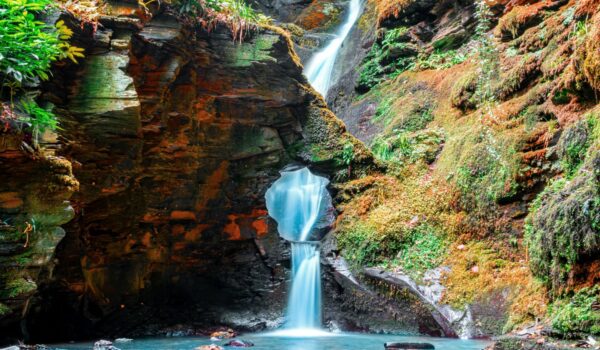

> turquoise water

[{"left": 51, "top": 333, "right": 491, "bottom": 350}]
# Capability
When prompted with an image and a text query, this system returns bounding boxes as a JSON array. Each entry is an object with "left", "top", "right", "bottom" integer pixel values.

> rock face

[
  {"left": 327, "top": 1, "right": 379, "bottom": 142},
  {"left": 322, "top": 0, "right": 600, "bottom": 340},
  {"left": 12, "top": 2, "right": 373, "bottom": 342},
  {"left": 321, "top": 234, "right": 452, "bottom": 337},
  {"left": 328, "top": 0, "right": 479, "bottom": 144},
  {"left": 0, "top": 135, "right": 78, "bottom": 343}
]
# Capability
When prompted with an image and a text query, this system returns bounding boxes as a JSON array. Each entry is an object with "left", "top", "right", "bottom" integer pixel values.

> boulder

[
  {"left": 224, "top": 339, "right": 254, "bottom": 347},
  {"left": 210, "top": 329, "right": 236, "bottom": 340}
]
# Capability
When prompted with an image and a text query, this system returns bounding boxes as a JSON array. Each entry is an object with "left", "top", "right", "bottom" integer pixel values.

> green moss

[
  {"left": 337, "top": 221, "right": 385, "bottom": 267},
  {"left": 450, "top": 71, "right": 478, "bottom": 111},
  {"left": 371, "top": 83, "right": 435, "bottom": 134},
  {"left": 558, "top": 115, "right": 597, "bottom": 176},
  {"left": 0, "top": 303, "right": 10, "bottom": 317},
  {"left": 301, "top": 100, "right": 375, "bottom": 178},
  {"left": 552, "top": 88, "right": 572, "bottom": 105},
  {"left": 356, "top": 27, "right": 417, "bottom": 92},
  {"left": 371, "top": 136, "right": 395, "bottom": 162},
  {"left": 414, "top": 49, "right": 467, "bottom": 71},
  {"left": 370, "top": 129, "right": 444, "bottom": 167},
  {"left": 432, "top": 36, "right": 461, "bottom": 50},
  {"left": 393, "top": 224, "right": 448, "bottom": 280},
  {"left": 495, "top": 54, "right": 540, "bottom": 101},
  {"left": 338, "top": 220, "right": 447, "bottom": 278},
  {"left": 454, "top": 139, "right": 519, "bottom": 208},
  {"left": 2, "top": 276, "right": 36, "bottom": 298},
  {"left": 381, "top": 27, "right": 409, "bottom": 47},
  {"left": 229, "top": 34, "right": 279, "bottom": 67},
  {"left": 524, "top": 119, "right": 600, "bottom": 293},
  {"left": 550, "top": 286, "right": 600, "bottom": 337},
  {"left": 340, "top": 142, "right": 355, "bottom": 166}
]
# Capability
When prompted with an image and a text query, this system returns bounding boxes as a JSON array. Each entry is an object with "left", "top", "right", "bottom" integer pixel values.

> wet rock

[
  {"left": 0, "top": 148, "right": 77, "bottom": 344},
  {"left": 195, "top": 345, "right": 224, "bottom": 350},
  {"left": 320, "top": 233, "right": 453, "bottom": 336},
  {"left": 210, "top": 329, "right": 237, "bottom": 340},
  {"left": 93, "top": 340, "right": 120, "bottom": 350},
  {"left": 114, "top": 338, "right": 132, "bottom": 343},
  {"left": 18, "top": 5, "right": 373, "bottom": 340},
  {"left": 386, "top": 43, "right": 419, "bottom": 60},
  {"left": 224, "top": 339, "right": 254, "bottom": 347}
]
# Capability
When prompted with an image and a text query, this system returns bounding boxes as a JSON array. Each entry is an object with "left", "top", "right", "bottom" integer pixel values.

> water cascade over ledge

[
  {"left": 265, "top": 167, "right": 333, "bottom": 335},
  {"left": 304, "top": 0, "right": 363, "bottom": 97}
]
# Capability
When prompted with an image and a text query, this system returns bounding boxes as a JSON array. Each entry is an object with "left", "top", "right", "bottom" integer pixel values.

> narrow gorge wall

[{"left": 1, "top": 1, "right": 376, "bottom": 342}]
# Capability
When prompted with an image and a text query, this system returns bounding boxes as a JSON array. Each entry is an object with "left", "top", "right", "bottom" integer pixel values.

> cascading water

[
  {"left": 264, "top": 0, "right": 361, "bottom": 336},
  {"left": 286, "top": 242, "right": 321, "bottom": 330},
  {"left": 304, "top": 0, "right": 363, "bottom": 97},
  {"left": 265, "top": 167, "right": 332, "bottom": 335}
]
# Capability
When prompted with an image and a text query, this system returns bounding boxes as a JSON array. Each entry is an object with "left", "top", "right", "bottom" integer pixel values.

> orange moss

[
  {"left": 575, "top": 0, "right": 600, "bottom": 17},
  {"left": 223, "top": 209, "right": 269, "bottom": 240},
  {"left": 294, "top": 1, "right": 327, "bottom": 30},
  {"left": 503, "top": 0, "right": 539, "bottom": 13},
  {"left": 370, "top": 0, "right": 414, "bottom": 24},
  {"left": 171, "top": 224, "right": 186, "bottom": 236},
  {"left": 170, "top": 210, "right": 197, "bottom": 221},
  {"left": 495, "top": 2, "right": 546, "bottom": 40},
  {"left": 195, "top": 161, "right": 229, "bottom": 213},
  {"left": 183, "top": 228, "right": 201, "bottom": 241},
  {"left": 442, "top": 241, "right": 547, "bottom": 329},
  {"left": 141, "top": 209, "right": 168, "bottom": 224},
  {"left": 223, "top": 214, "right": 242, "bottom": 240},
  {"left": 336, "top": 165, "right": 458, "bottom": 244},
  {"left": 260, "top": 24, "right": 303, "bottom": 69},
  {"left": 0, "top": 192, "right": 23, "bottom": 209},
  {"left": 580, "top": 14, "right": 600, "bottom": 92}
]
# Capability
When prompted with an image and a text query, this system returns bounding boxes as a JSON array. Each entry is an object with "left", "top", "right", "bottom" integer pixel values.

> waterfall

[
  {"left": 286, "top": 242, "right": 321, "bottom": 329},
  {"left": 265, "top": 168, "right": 330, "bottom": 242},
  {"left": 265, "top": 167, "right": 332, "bottom": 334},
  {"left": 304, "top": 0, "right": 363, "bottom": 97}
]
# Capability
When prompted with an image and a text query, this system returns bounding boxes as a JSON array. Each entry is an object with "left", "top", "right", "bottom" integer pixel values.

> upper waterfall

[{"left": 304, "top": 0, "right": 363, "bottom": 97}]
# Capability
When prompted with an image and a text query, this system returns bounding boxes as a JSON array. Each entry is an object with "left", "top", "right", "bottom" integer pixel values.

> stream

[{"left": 51, "top": 333, "right": 491, "bottom": 350}]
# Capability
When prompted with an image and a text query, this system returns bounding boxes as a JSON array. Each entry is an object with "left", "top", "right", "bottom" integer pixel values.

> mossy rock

[
  {"left": 450, "top": 71, "right": 478, "bottom": 111},
  {"left": 525, "top": 117, "right": 600, "bottom": 293}
]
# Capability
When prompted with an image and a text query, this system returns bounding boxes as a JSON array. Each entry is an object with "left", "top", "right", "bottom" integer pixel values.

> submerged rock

[
  {"left": 210, "top": 329, "right": 237, "bottom": 340},
  {"left": 195, "top": 345, "right": 224, "bottom": 350},
  {"left": 224, "top": 339, "right": 254, "bottom": 347}
]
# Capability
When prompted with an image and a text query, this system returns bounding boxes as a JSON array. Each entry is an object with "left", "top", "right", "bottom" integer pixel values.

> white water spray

[{"left": 304, "top": 0, "right": 363, "bottom": 97}]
